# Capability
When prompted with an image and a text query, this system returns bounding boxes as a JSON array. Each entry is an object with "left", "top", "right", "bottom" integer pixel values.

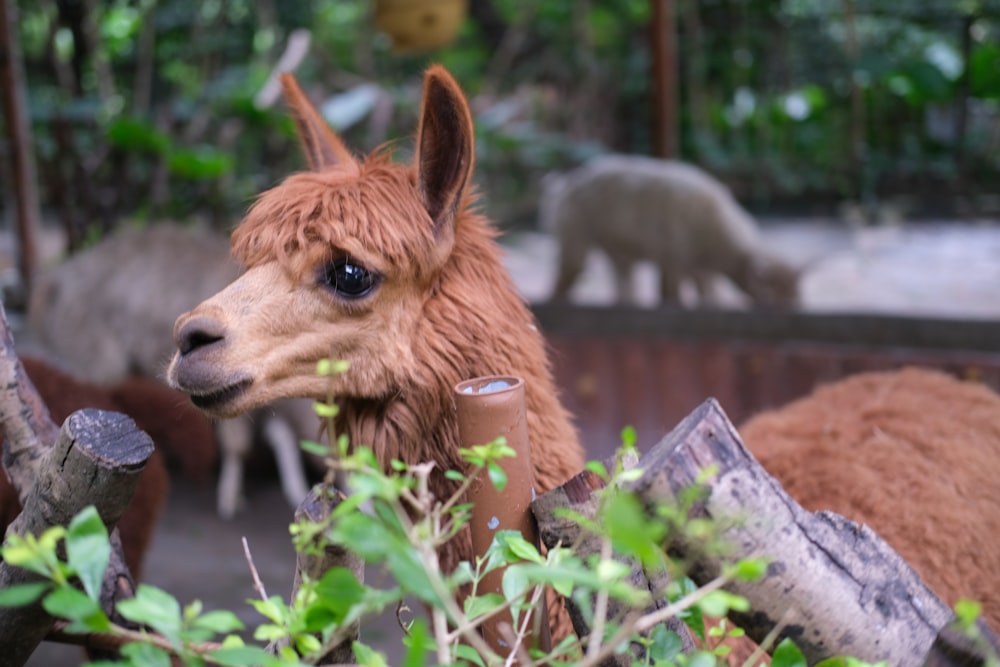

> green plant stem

[
  {"left": 502, "top": 584, "right": 546, "bottom": 667},
  {"left": 576, "top": 575, "right": 732, "bottom": 667},
  {"left": 433, "top": 606, "right": 452, "bottom": 665},
  {"left": 49, "top": 620, "right": 226, "bottom": 664},
  {"left": 585, "top": 538, "right": 614, "bottom": 662}
]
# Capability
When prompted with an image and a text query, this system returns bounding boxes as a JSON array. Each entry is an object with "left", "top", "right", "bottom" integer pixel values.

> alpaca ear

[
  {"left": 414, "top": 65, "right": 475, "bottom": 234},
  {"left": 280, "top": 73, "right": 355, "bottom": 171}
]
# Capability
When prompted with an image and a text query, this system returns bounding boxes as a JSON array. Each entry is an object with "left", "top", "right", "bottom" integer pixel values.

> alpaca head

[{"left": 167, "top": 66, "right": 476, "bottom": 418}]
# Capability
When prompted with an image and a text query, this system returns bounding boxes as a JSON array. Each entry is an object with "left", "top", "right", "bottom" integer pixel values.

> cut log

[
  {"left": 0, "top": 409, "right": 153, "bottom": 667},
  {"left": 629, "top": 397, "right": 997, "bottom": 664},
  {"left": 0, "top": 302, "right": 145, "bottom": 664},
  {"left": 269, "top": 484, "right": 363, "bottom": 665},
  {"left": 532, "top": 450, "right": 696, "bottom": 666}
]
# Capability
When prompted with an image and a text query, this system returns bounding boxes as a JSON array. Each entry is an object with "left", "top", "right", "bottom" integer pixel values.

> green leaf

[
  {"left": 501, "top": 565, "right": 530, "bottom": 625},
  {"left": 313, "top": 566, "right": 367, "bottom": 623},
  {"left": 353, "top": 641, "right": 388, "bottom": 667},
  {"left": 106, "top": 117, "right": 169, "bottom": 154},
  {"left": 733, "top": 557, "right": 770, "bottom": 582},
  {"left": 295, "top": 633, "right": 323, "bottom": 655},
  {"left": 648, "top": 623, "right": 683, "bottom": 661},
  {"left": 497, "top": 531, "right": 544, "bottom": 564},
  {"left": 208, "top": 645, "right": 280, "bottom": 667},
  {"left": 464, "top": 592, "right": 504, "bottom": 621},
  {"left": 620, "top": 425, "right": 637, "bottom": 448},
  {"left": 699, "top": 590, "right": 749, "bottom": 618},
  {"left": 192, "top": 609, "right": 244, "bottom": 634},
  {"left": 954, "top": 598, "right": 982, "bottom": 628},
  {"left": 120, "top": 641, "right": 172, "bottom": 667},
  {"left": 771, "top": 638, "right": 808, "bottom": 667},
  {"left": 249, "top": 596, "right": 290, "bottom": 626},
  {"left": 42, "top": 586, "right": 110, "bottom": 632},
  {"left": 453, "top": 643, "right": 487, "bottom": 667},
  {"left": 584, "top": 461, "right": 608, "bottom": 478},
  {"left": 685, "top": 651, "right": 718, "bottom": 667},
  {"left": 167, "top": 146, "right": 234, "bottom": 180},
  {"left": 0, "top": 582, "right": 49, "bottom": 607},
  {"left": 116, "top": 585, "right": 182, "bottom": 646},
  {"left": 313, "top": 402, "right": 339, "bottom": 418},
  {"left": 402, "top": 618, "right": 434, "bottom": 667},
  {"left": 487, "top": 461, "right": 508, "bottom": 491},
  {"left": 300, "top": 439, "right": 329, "bottom": 456},
  {"left": 67, "top": 506, "right": 111, "bottom": 601},
  {"left": 602, "top": 491, "right": 666, "bottom": 567}
]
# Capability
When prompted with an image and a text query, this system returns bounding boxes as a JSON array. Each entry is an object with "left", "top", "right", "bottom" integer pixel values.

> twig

[
  {"left": 741, "top": 607, "right": 797, "bottom": 667},
  {"left": 242, "top": 536, "right": 269, "bottom": 601},
  {"left": 585, "top": 538, "right": 614, "bottom": 661}
]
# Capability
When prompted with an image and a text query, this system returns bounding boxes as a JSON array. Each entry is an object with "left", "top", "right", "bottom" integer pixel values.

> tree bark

[
  {"left": 0, "top": 0, "right": 43, "bottom": 301},
  {"left": 0, "top": 303, "right": 146, "bottom": 664},
  {"left": 0, "top": 410, "right": 153, "bottom": 667},
  {"left": 269, "top": 485, "right": 364, "bottom": 665},
  {"left": 532, "top": 450, "right": 697, "bottom": 665},
  {"left": 629, "top": 397, "right": 997, "bottom": 664}
]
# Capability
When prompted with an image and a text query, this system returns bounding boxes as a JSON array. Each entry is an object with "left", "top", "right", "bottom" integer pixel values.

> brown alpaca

[
  {"left": 0, "top": 356, "right": 217, "bottom": 579},
  {"left": 167, "top": 66, "right": 585, "bottom": 633},
  {"left": 740, "top": 367, "right": 1000, "bottom": 632}
]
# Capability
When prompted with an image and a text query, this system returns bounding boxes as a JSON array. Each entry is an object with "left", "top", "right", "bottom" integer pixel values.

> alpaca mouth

[{"left": 189, "top": 379, "right": 253, "bottom": 412}]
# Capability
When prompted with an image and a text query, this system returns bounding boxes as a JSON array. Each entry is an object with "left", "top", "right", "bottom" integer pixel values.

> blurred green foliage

[{"left": 12, "top": 0, "right": 1000, "bottom": 243}]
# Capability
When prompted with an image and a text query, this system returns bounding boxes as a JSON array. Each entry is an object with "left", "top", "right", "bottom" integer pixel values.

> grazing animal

[
  {"left": 27, "top": 224, "right": 321, "bottom": 518},
  {"left": 0, "top": 356, "right": 216, "bottom": 580},
  {"left": 166, "top": 66, "right": 586, "bottom": 634},
  {"left": 740, "top": 367, "right": 1000, "bottom": 631},
  {"left": 541, "top": 155, "right": 800, "bottom": 307}
]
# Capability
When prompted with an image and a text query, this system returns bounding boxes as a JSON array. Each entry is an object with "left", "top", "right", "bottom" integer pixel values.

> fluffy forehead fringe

[{"left": 231, "top": 153, "right": 439, "bottom": 279}]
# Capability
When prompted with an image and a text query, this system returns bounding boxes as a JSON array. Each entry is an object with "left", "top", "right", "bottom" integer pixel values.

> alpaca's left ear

[
  {"left": 281, "top": 73, "right": 356, "bottom": 171},
  {"left": 414, "top": 65, "right": 475, "bottom": 236}
]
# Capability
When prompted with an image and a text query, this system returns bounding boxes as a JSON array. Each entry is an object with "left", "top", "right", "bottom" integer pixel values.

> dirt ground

[{"left": 16, "top": 217, "right": 1000, "bottom": 665}]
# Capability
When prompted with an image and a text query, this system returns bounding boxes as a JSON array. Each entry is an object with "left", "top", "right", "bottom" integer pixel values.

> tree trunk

[{"left": 0, "top": 0, "right": 43, "bottom": 301}]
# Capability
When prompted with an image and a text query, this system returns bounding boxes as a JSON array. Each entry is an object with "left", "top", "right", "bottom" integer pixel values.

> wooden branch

[
  {"left": 0, "top": 303, "right": 148, "bottom": 663},
  {"left": 0, "top": 0, "right": 43, "bottom": 298},
  {"left": 0, "top": 308, "right": 60, "bottom": 483},
  {"left": 532, "top": 451, "right": 696, "bottom": 665},
  {"left": 628, "top": 397, "right": 999, "bottom": 664},
  {"left": 269, "top": 484, "right": 363, "bottom": 665},
  {"left": 0, "top": 409, "right": 153, "bottom": 667}
]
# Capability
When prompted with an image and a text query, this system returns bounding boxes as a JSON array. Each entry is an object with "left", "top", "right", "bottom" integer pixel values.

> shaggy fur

[
  {"left": 740, "top": 367, "right": 1000, "bottom": 631},
  {"left": 542, "top": 155, "right": 800, "bottom": 307},
  {"left": 26, "top": 224, "right": 320, "bottom": 518},
  {"left": 167, "top": 67, "right": 586, "bottom": 634},
  {"left": 0, "top": 357, "right": 217, "bottom": 579}
]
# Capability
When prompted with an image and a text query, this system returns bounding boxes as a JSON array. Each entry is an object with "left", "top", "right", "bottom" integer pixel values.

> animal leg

[
  {"left": 263, "top": 414, "right": 311, "bottom": 508},
  {"left": 215, "top": 417, "right": 253, "bottom": 519},
  {"left": 609, "top": 256, "right": 637, "bottom": 306},
  {"left": 692, "top": 271, "right": 717, "bottom": 306},
  {"left": 658, "top": 267, "right": 683, "bottom": 304},
  {"left": 550, "top": 234, "right": 588, "bottom": 302}
]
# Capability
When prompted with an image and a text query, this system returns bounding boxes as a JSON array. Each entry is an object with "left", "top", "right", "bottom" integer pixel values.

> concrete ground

[{"left": 17, "top": 216, "right": 1000, "bottom": 665}]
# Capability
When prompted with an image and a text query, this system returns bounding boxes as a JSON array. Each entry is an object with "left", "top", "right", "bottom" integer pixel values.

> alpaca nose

[{"left": 175, "top": 315, "right": 227, "bottom": 356}]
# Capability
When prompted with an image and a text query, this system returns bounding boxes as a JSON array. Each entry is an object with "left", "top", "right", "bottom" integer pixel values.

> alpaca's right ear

[{"left": 280, "top": 74, "right": 355, "bottom": 171}]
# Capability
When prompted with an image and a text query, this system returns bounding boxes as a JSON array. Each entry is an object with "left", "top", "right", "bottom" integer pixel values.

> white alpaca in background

[{"left": 541, "top": 155, "right": 800, "bottom": 308}]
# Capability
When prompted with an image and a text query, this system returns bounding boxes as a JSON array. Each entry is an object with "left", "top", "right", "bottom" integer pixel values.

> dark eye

[{"left": 322, "top": 259, "right": 379, "bottom": 299}]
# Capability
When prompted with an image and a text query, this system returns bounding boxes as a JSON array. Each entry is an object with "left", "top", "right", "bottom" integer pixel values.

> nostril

[{"left": 176, "top": 315, "right": 227, "bottom": 356}]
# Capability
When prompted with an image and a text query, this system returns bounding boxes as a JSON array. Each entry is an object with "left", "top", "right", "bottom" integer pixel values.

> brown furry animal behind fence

[{"left": 740, "top": 367, "right": 1000, "bottom": 632}]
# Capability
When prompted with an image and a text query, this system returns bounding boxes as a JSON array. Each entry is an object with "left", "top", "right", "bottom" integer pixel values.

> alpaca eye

[{"left": 322, "top": 259, "right": 379, "bottom": 299}]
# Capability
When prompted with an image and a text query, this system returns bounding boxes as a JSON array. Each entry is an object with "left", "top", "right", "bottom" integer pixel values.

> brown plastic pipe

[{"left": 453, "top": 375, "right": 551, "bottom": 660}]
